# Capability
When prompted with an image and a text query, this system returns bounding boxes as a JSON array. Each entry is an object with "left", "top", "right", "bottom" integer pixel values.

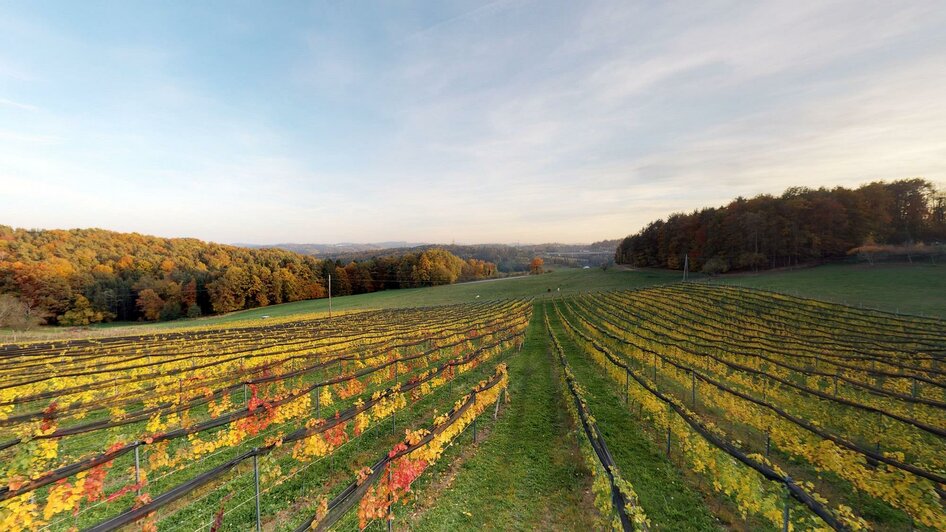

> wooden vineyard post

[
  {"left": 472, "top": 391, "right": 478, "bottom": 444},
  {"left": 392, "top": 360, "right": 399, "bottom": 434},
  {"left": 253, "top": 451, "right": 262, "bottom": 532},
  {"left": 494, "top": 387, "right": 504, "bottom": 420},
  {"left": 134, "top": 442, "right": 141, "bottom": 496},
  {"left": 653, "top": 352, "right": 657, "bottom": 385},
  {"left": 766, "top": 433, "right": 771, "bottom": 457},
  {"left": 691, "top": 370, "right": 696, "bottom": 407},
  {"left": 315, "top": 385, "right": 321, "bottom": 419},
  {"left": 625, "top": 367, "right": 629, "bottom": 404},
  {"left": 782, "top": 480, "right": 791, "bottom": 532},
  {"left": 387, "top": 467, "right": 393, "bottom": 532},
  {"left": 665, "top": 424, "right": 671, "bottom": 457},
  {"left": 243, "top": 383, "right": 248, "bottom": 406}
]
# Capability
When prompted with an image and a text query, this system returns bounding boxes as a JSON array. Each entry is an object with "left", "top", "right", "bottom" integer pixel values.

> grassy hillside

[
  {"left": 6, "top": 262, "right": 942, "bottom": 341},
  {"left": 712, "top": 263, "right": 946, "bottom": 318},
  {"left": 0, "top": 268, "right": 680, "bottom": 340},
  {"left": 111, "top": 268, "right": 682, "bottom": 328},
  {"left": 165, "top": 262, "right": 946, "bottom": 327}
]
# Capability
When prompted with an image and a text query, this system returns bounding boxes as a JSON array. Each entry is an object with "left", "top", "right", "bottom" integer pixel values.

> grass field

[
  {"left": 104, "top": 262, "right": 946, "bottom": 329},
  {"left": 4, "top": 262, "right": 944, "bottom": 342},
  {"left": 178, "top": 268, "right": 681, "bottom": 326},
  {"left": 0, "top": 268, "right": 679, "bottom": 340},
  {"left": 714, "top": 262, "right": 946, "bottom": 318}
]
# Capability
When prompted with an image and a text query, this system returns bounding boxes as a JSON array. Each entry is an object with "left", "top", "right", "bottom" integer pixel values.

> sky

[{"left": 1, "top": 1, "right": 945, "bottom": 245}]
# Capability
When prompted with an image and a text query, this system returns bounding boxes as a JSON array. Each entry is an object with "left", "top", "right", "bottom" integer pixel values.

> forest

[
  {"left": 0, "top": 227, "right": 495, "bottom": 325},
  {"left": 616, "top": 178, "right": 946, "bottom": 273}
]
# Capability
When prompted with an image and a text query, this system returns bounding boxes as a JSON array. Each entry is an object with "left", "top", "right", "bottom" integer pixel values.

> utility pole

[
  {"left": 683, "top": 253, "right": 689, "bottom": 281},
  {"left": 328, "top": 273, "right": 332, "bottom": 318}
]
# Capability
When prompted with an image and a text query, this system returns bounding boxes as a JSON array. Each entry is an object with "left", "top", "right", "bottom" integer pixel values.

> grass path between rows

[
  {"left": 545, "top": 300, "right": 724, "bottom": 531},
  {"left": 398, "top": 304, "right": 598, "bottom": 530}
]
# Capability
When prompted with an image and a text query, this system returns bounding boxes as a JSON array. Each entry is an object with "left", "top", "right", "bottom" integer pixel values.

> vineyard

[
  {"left": 546, "top": 284, "right": 946, "bottom": 531},
  {"left": 0, "top": 301, "right": 529, "bottom": 530},
  {"left": 1, "top": 282, "right": 945, "bottom": 531}
]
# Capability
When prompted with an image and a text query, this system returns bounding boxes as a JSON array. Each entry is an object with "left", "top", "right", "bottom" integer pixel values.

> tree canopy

[
  {"left": 616, "top": 179, "right": 946, "bottom": 272},
  {"left": 0, "top": 227, "right": 495, "bottom": 324}
]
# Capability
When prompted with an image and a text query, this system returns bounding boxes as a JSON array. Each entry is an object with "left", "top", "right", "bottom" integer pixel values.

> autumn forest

[
  {"left": 616, "top": 178, "right": 946, "bottom": 273},
  {"left": 0, "top": 227, "right": 496, "bottom": 325}
]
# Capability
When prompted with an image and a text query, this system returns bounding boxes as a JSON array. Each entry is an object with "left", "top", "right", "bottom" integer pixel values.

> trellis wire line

[
  {"left": 182, "top": 484, "right": 257, "bottom": 532},
  {"left": 166, "top": 437, "right": 340, "bottom": 532},
  {"left": 46, "top": 416, "right": 291, "bottom": 532},
  {"left": 346, "top": 419, "right": 478, "bottom": 532},
  {"left": 145, "top": 420, "right": 282, "bottom": 486},
  {"left": 159, "top": 466, "right": 254, "bottom": 532},
  {"left": 44, "top": 415, "right": 285, "bottom": 530},
  {"left": 187, "top": 420, "right": 386, "bottom": 532}
]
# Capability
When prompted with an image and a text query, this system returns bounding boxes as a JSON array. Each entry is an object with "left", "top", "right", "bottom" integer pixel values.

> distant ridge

[
  {"left": 245, "top": 241, "right": 622, "bottom": 273},
  {"left": 235, "top": 242, "right": 426, "bottom": 256}
]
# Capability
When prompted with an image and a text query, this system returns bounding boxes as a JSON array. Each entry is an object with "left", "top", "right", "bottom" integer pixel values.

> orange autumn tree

[
  {"left": 136, "top": 289, "right": 164, "bottom": 321},
  {"left": 530, "top": 257, "right": 544, "bottom": 275}
]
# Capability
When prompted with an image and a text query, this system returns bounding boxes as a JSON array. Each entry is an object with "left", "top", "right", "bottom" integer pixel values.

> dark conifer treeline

[
  {"left": 0, "top": 227, "right": 495, "bottom": 324},
  {"left": 615, "top": 179, "right": 946, "bottom": 272}
]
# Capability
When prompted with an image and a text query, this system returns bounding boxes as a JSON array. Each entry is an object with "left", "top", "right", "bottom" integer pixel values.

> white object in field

[
  {"left": 475, "top": 295, "right": 480, "bottom": 298},
  {"left": 261, "top": 315, "right": 270, "bottom": 319}
]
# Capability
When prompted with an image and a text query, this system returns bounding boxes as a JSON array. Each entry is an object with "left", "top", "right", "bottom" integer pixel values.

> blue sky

[{"left": 2, "top": 1, "right": 945, "bottom": 245}]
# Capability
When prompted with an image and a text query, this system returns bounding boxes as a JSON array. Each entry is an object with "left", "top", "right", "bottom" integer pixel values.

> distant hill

[
  {"left": 236, "top": 241, "right": 424, "bottom": 255},
  {"left": 255, "top": 241, "right": 623, "bottom": 272}
]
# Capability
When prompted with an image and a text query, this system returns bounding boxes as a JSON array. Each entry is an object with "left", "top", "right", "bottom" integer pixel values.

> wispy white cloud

[
  {"left": 398, "top": 0, "right": 513, "bottom": 45},
  {"left": 0, "top": 129, "right": 58, "bottom": 143},
  {"left": 0, "top": 98, "right": 38, "bottom": 111}
]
